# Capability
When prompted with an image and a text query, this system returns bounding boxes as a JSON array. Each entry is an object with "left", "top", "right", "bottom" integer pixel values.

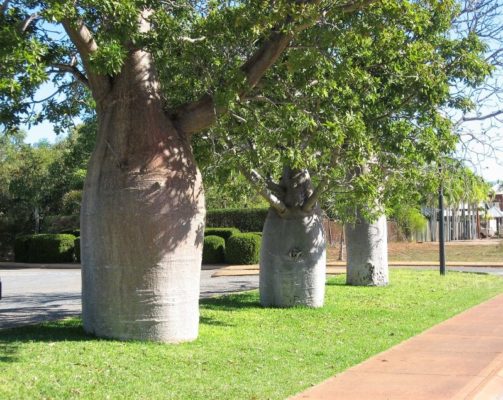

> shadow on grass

[
  {"left": 0, "top": 318, "right": 98, "bottom": 362},
  {"left": 199, "top": 316, "right": 235, "bottom": 327},
  {"left": 200, "top": 292, "right": 261, "bottom": 311}
]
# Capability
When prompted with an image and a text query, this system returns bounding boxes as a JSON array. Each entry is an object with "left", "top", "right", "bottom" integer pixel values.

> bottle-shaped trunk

[
  {"left": 81, "top": 51, "right": 205, "bottom": 342},
  {"left": 259, "top": 168, "right": 326, "bottom": 308},
  {"left": 345, "top": 213, "right": 389, "bottom": 286}
]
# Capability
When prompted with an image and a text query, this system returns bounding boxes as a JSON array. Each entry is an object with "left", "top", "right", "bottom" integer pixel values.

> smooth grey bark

[
  {"left": 260, "top": 208, "right": 326, "bottom": 308},
  {"left": 345, "top": 213, "right": 389, "bottom": 286},
  {"left": 81, "top": 50, "right": 205, "bottom": 342},
  {"left": 259, "top": 168, "right": 326, "bottom": 308}
]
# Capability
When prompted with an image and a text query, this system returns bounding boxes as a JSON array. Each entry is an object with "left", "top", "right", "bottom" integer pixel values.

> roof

[{"left": 487, "top": 205, "right": 503, "bottom": 218}]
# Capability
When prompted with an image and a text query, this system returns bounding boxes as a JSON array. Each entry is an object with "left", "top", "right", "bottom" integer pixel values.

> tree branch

[
  {"left": 302, "top": 147, "right": 342, "bottom": 212},
  {"left": 62, "top": 19, "right": 111, "bottom": 100},
  {"left": 338, "top": 0, "right": 379, "bottom": 13},
  {"left": 50, "top": 62, "right": 90, "bottom": 88},
  {"left": 240, "top": 168, "right": 287, "bottom": 215},
  {"left": 18, "top": 13, "right": 39, "bottom": 33},
  {"left": 171, "top": 30, "right": 292, "bottom": 134},
  {"left": 171, "top": 0, "right": 378, "bottom": 135}
]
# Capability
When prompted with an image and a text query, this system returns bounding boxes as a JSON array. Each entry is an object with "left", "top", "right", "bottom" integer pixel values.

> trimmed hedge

[
  {"left": 14, "top": 234, "right": 77, "bottom": 263},
  {"left": 74, "top": 237, "right": 81, "bottom": 263},
  {"left": 225, "top": 233, "right": 262, "bottom": 265},
  {"left": 206, "top": 208, "right": 268, "bottom": 232},
  {"left": 202, "top": 235, "right": 226, "bottom": 264},
  {"left": 13, "top": 235, "right": 32, "bottom": 263},
  {"left": 204, "top": 227, "right": 240, "bottom": 241}
]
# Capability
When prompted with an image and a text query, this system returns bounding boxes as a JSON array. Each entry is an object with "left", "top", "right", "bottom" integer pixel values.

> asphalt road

[
  {"left": 1, "top": 265, "right": 502, "bottom": 330},
  {"left": 0, "top": 267, "right": 259, "bottom": 330}
]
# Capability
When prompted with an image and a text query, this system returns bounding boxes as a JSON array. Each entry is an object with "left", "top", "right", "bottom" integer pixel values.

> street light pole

[{"left": 438, "top": 182, "right": 446, "bottom": 276}]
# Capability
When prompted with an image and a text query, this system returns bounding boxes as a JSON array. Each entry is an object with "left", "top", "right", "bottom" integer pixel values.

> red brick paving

[{"left": 290, "top": 294, "right": 503, "bottom": 400}]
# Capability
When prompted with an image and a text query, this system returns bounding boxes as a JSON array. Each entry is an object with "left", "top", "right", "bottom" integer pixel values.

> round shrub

[
  {"left": 225, "top": 233, "right": 261, "bottom": 265},
  {"left": 204, "top": 227, "right": 240, "bottom": 241},
  {"left": 74, "top": 237, "right": 81, "bottom": 263},
  {"left": 202, "top": 235, "right": 226, "bottom": 264}
]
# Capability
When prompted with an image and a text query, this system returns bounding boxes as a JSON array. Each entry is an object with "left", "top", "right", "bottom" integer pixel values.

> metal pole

[{"left": 438, "top": 184, "right": 446, "bottom": 275}]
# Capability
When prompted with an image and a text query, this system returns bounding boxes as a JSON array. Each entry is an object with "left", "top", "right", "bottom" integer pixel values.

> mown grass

[{"left": 1, "top": 269, "right": 503, "bottom": 400}]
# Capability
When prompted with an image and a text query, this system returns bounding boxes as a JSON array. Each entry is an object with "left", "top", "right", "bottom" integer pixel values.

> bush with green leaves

[
  {"left": 202, "top": 235, "right": 226, "bottom": 264},
  {"left": 225, "top": 233, "right": 262, "bottom": 265},
  {"left": 206, "top": 209, "right": 268, "bottom": 232},
  {"left": 13, "top": 235, "right": 32, "bottom": 262},
  {"left": 204, "top": 227, "right": 240, "bottom": 241},
  {"left": 14, "top": 234, "right": 77, "bottom": 263}
]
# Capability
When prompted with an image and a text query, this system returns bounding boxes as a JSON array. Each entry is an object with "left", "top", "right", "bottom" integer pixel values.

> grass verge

[{"left": 1, "top": 269, "right": 503, "bottom": 400}]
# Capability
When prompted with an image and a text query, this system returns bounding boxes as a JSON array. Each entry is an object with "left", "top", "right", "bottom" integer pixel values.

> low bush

[
  {"left": 74, "top": 237, "right": 81, "bottom": 263},
  {"left": 206, "top": 208, "right": 268, "bottom": 232},
  {"left": 14, "top": 235, "right": 32, "bottom": 262},
  {"left": 14, "top": 234, "right": 76, "bottom": 263},
  {"left": 249, "top": 232, "right": 262, "bottom": 237},
  {"left": 204, "top": 227, "right": 240, "bottom": 241},
  {"left": 225, "top": 233, "right": 262, "bottom": 265},
  {"left": 202, "top": 235, "right": 226, "bottom": 264}
]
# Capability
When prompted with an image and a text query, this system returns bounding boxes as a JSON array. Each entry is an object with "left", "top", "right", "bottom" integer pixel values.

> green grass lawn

[{"left": 1, "top": 270, "right": 503, "bottom": 400}]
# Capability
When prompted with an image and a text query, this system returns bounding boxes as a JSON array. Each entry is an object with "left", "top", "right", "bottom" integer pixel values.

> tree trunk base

[
  {"left": 345, "top": 214, "right": 389, "bottom": 286},
  {"left": 260, "top": 209, "right": 326, "bottom": 308}
]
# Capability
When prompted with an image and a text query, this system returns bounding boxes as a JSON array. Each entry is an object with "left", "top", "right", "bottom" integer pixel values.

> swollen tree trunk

[
  {"left": 345, "top": 212, "right": 389, "bottom": 286},
  {"left": 259, "top": 168, "right": 326, "bottom": 308},
  {"left": 81, "top": 50, "right": 205, "bottom": 342}
]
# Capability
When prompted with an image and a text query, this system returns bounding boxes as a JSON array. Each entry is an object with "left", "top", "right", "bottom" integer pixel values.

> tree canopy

[{"left": 195, "top": 0, "right": 492, "bottom": 221}]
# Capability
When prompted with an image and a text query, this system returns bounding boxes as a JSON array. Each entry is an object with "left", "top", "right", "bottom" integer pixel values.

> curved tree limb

[
  {"left": 50, "top": 62, "right": 90, "bottom": 88},
  {"left": 171, "top": 31, "right": 292, "bottom": 134},
  {"left": 62, "top": 19, "right": 111, "bottom": 101},
  {"left": 240, "top": 167, "right": 287, "bottom": 215}
]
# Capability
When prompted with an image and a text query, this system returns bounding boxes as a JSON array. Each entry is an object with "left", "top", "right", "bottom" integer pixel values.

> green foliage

[
  {"left": 0, "top": 120, "right": 95, "bottom": 242},
  {"left": 392, "top": 206, "right": 428, "bottom": 240},
  {"left": 206, "top": 208, "right": 268, "bottom": 233},
  {"left": 74, "top": 237, "right": 80, "bottom": 263},
  {"left": 41, "top": 215, "right": 79, "bottom": 234},
  {"left": 225, "top": 233, "right": 261, "bottom": 265},
  {"left": 14, "top": 233, "right": 76, "bottom": 263},
  {"left": 200, "top": 0, "right": 491, "bottom": 219},
  {"left": 61, "top": 190, "right": 82, "bottom": 215},
  {"left": 1, "top": 271, "right": 503, "bottom": 399},
  {"left": 202, "top": 235, "right": 225, "bottom": 264},
  {"left": 204, "top": 227, "right": 240, "bottom": 241},
  {"left": 13, "top": 234, "right": 32, "bottom": 262}
]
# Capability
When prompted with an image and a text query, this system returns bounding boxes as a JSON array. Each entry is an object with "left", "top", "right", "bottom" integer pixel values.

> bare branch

[{"left": 462, "top": 109, "right": 503, "bottom": 122}]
